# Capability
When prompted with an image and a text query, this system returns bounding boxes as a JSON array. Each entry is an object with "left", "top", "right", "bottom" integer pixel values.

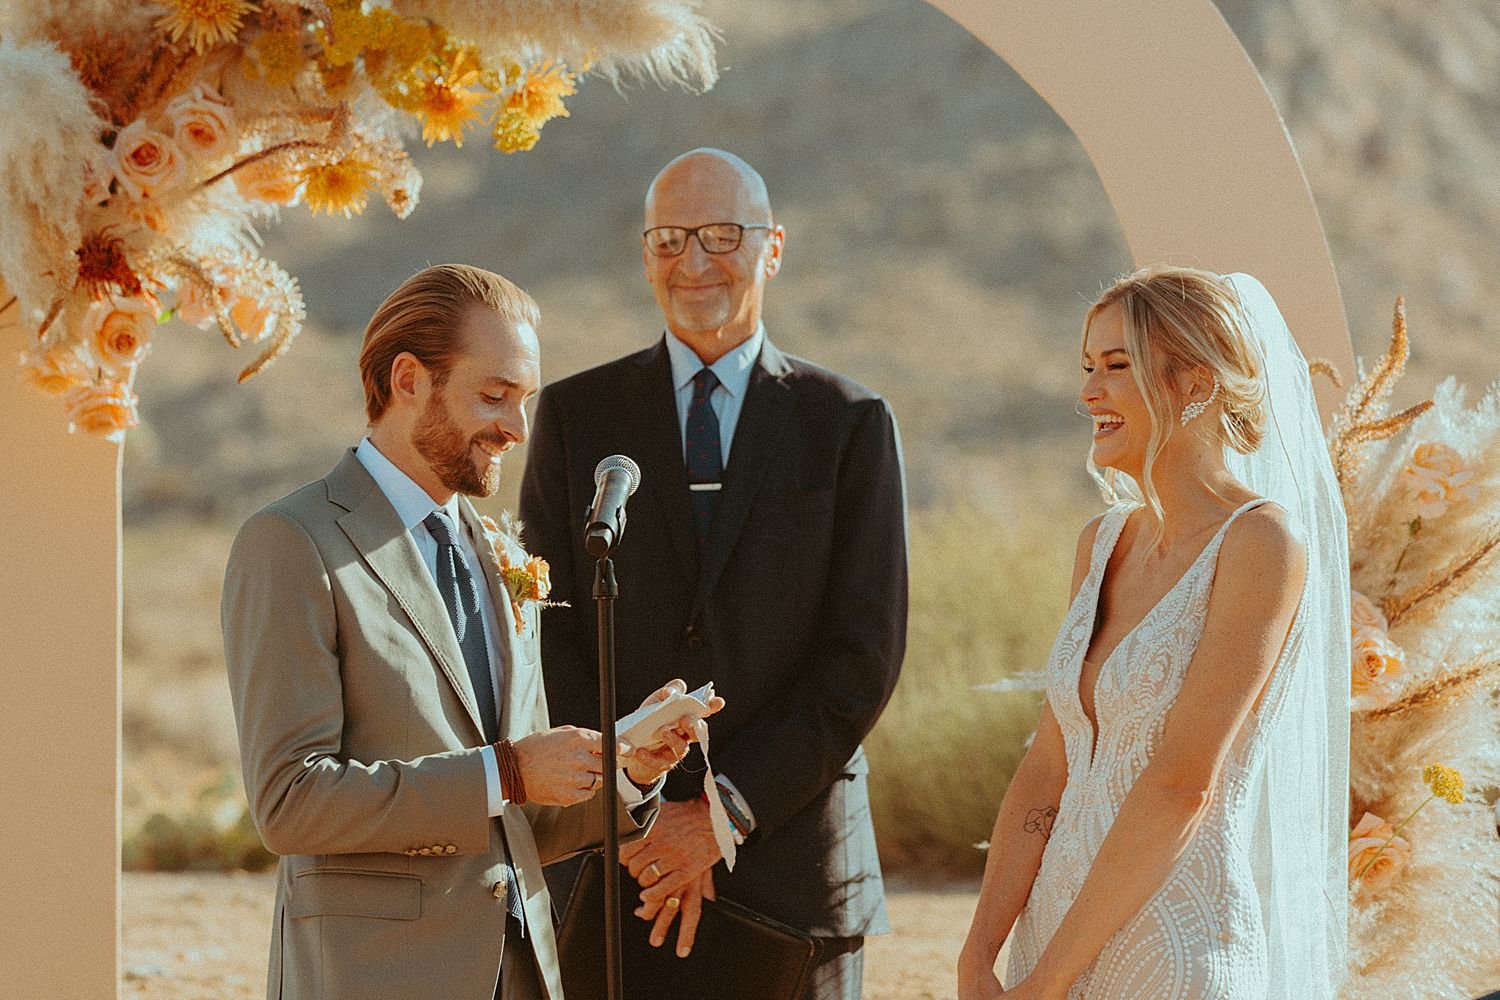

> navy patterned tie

[
  {"left": 423, "top": 510, "right": 499, "bottom": 745},
  {"left": 423, "top": 510, "right": 524, "bottom": 930},
  {"left": 686, "top": 368, "right": 723, "bottom": 547}
]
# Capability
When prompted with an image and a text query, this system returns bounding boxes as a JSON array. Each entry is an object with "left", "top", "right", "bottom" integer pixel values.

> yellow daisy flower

[
  {"left": 300, "top": 155, "right": 377, "bottom": 218},
  {"left": 156, "top": 0, "right": 260, "bottom": 55},
  {"left": 414, "top": 49, "right": 490, "bottom": 148},
  {"left": 492, "top": 60, "right": 575, "bottom": 153}
]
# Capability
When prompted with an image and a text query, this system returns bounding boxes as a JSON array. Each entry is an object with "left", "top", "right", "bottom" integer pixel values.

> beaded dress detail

[{"left": 1005, "top": 498, "right": 1305, "bottom": 999}]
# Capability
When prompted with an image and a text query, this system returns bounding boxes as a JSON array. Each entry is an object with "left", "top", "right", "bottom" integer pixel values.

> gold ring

[
  {"left": 646, "top": 862, "right": 662, "bottom": 882},
  {"left": 664, "top": 896, "right": 680, "bottom": 910}
]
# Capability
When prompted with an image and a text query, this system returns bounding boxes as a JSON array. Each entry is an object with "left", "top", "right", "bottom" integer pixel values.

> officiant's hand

[
  {"left": 619, "top": 680, "right": 726, "bottom": 787},
  {"left": 622, "top": 797, "right": 723, "bottom": 922},
  {"left": 643, "top": 867, "right": 715, "bottom": 957}
]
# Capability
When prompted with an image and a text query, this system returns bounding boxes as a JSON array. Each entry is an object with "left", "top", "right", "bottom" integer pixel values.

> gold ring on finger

[
  {"left": 664, "top": 896, "right": 680, "bottom": 910},
  {"left": 645, "top": 862, "right": 662, "bottom": 882}
]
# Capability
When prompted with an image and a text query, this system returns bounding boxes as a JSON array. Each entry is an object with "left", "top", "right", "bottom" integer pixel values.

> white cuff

[
  {"left": 481, "top": 743, "right": 508, "bottom": 817},
  {"left": 618, "top": 769, "right": 663, "bottom": 809}
]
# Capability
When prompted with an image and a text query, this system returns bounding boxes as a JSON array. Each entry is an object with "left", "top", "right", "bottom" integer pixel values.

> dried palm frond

[
  {"left": 1365, "top": 661, "right": 1499, "bottom": 720},
  {"left": 1328, "top": 298, "right": 1430, "bottom": 489},
  {"left": 1382, "top": 528, "right": 1500, "bottom": 627},
  {"left": 1308, "top": 358, "right": 1345, "bottom": 389}
]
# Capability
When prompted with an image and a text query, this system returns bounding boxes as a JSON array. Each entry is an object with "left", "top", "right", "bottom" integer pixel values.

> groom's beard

[{"left": 413, "top": 387, "right": 504, "bottom": 498}]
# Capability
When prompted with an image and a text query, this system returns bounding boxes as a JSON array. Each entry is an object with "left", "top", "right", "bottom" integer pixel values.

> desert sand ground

[{"left": 122, "top": 872, "right": 985, "bottom": 1000}]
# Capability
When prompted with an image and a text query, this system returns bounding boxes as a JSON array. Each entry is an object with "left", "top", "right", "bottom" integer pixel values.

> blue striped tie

[{"left": 686, "top": 368, "right": 723, "bottom": 547}]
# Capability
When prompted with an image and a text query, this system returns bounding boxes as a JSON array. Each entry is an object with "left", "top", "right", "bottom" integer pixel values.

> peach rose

[
  {"left": 1399, "top": 442, "right": 1478, "bottom": 520},
  {"left": 229, "top": 293, "right": 274, "bottom": 343},
  {"left": 1348, "top": 811, "right": 1410, "bottom": 894},
  {"left": 110, "top": 119, "right": 188, "bottom": 200},
  {"left": 232, "top": 156, "right": 302, "bottom": 205},
  {"left": 20, "top": 343, "right": 93, "bottom": 396},
  {"left": 84, "top": 296, "right": 155, "bottom": 368},
  {"left": 525, "top": 556, "right": 552, "bottom": 601},
  {"left": 174, "top": 277, "right": 230, "bottom": 330},
  {"left": 165, "top": 84, "right": 238, "bottom": 163},
  {"left": 65, "top": 380, "right": 139, "bottom": 442},
  {"left": 1350, "top": 629, "right": 1404, "bottom": 711}
]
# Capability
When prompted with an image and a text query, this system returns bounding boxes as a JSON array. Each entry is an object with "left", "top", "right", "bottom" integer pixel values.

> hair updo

[{"left": 1084, "top": 266, "right": 1269, "bottom": 517}]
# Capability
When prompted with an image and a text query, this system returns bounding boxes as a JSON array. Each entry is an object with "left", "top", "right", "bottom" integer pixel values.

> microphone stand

[{"left": 593, "top": 553, "right": 623, "bottom": 1000}]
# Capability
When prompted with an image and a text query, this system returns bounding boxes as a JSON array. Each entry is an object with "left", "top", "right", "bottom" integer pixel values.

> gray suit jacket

[{"left": 222, "top": 450, "right": 655, "bottom": 1000}]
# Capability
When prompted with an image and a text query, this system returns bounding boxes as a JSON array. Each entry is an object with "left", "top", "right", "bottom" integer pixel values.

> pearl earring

[{"left": 1180, "top": 376, "right": 1220, "bottom": 426}]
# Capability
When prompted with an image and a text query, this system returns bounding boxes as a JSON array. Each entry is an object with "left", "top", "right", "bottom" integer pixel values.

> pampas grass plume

[{"left": 0, "top": 36, "right": 106, "bottom": 322}]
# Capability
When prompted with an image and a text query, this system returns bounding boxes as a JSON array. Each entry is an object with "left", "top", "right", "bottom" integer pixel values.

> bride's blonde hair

[{"left": 1083, "top": 266, "right": 1268, "bottom": 525}]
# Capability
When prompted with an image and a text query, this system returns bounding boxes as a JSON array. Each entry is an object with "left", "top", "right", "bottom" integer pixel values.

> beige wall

[
  {"left": 0, "top": 321, "right": 122, "bottom": 996},
  {"left": 928, "top": 0, "right": 1355, "bottom": 418}
]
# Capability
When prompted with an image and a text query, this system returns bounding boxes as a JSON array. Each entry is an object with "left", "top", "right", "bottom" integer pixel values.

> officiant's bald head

[{"left": 641, "top": 148, "right": 784, "bottom": 364}]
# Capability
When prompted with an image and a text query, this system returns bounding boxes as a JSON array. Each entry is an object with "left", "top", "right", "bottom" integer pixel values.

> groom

[{"left": 222, "top": 264, "right": 704, "bottom": 1000}]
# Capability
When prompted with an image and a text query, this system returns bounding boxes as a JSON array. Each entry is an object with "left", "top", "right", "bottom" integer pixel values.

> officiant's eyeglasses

[{"left": 643, "top": 223, "right": 772, "bottom": 257}]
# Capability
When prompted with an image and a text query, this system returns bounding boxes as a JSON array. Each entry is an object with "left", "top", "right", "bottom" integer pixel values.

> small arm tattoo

[{"left": 1024, "top": 806, "right": 1057, "bottom": 841}]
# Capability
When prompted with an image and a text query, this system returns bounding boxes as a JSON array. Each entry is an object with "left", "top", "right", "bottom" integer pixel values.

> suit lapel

[
  {"left": 457, "top": 499, "right": 532, "bottom": 740},
  {"left": 623, "top": 341, "right": 699, "bottom": 582},
  {"left": 694, "top": 341, "right": 795, "bottom": 610},
  {"left": 326, "top": 451, "right": 488, "bottom": 743}
]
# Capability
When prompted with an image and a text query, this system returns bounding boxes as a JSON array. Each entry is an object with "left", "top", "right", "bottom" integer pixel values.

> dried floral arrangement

[
  {"left": 0, "top": 0, "right": 718, "bottom": 440},
  {"left": 1323, "top": 300, "right": 1500, "bottom": 998}
]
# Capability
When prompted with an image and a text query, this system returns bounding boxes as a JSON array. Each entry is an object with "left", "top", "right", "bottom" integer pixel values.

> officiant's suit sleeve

[
  {"left": 222, "top": 507, "right": 492, "bottom": 858},
  {"left": 717, "top": 396, "right": 908, "bottom": 837}
]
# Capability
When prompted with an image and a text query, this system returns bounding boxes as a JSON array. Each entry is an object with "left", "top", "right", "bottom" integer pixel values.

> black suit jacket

[{"left": 519, "top": 336, "right": 908, "bottom": 938}]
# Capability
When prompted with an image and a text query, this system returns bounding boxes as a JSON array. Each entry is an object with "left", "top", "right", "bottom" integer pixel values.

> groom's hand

[{"left": 511, "top": 725, "right": 603, "bottom": 807}]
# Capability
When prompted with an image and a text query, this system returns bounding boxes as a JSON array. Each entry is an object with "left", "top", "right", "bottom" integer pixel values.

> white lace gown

[{"left": 1005, "top": 499, "right": 1306, "bottom": 999}]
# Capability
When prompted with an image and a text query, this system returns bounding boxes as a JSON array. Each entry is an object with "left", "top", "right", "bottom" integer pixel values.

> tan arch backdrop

[{"left": 0, "top": 1, "right": 1354, "bottom": 994}]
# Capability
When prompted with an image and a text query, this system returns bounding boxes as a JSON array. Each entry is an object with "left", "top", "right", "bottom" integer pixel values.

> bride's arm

[
  {"left": 1018, "top": 505, "right": 1307, "bottom": 997},
  {"left": 957, "top": 516, "right": 1101, "bottom": 996}
]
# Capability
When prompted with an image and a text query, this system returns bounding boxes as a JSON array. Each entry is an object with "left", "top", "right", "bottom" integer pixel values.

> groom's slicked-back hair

[{"left": 359, "top": 263, "right": 539, "bottom": 423}]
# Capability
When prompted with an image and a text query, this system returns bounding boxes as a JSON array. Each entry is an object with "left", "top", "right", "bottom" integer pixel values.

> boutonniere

[{"left": 479, "top": 515, "right": 562, "bottom": 635}]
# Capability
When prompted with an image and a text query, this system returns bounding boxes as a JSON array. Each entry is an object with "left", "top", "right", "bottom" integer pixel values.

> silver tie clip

[{"left": 689, "top": 483, "right": 723, "bottom": 492}]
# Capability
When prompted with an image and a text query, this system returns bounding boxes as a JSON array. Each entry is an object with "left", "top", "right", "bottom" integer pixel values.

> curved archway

[
  {"left": 929, "top": 0, "right": 1353, "bottom": 418},
  {"left": 0, "top": 4, "right": 1354, "bottom": 993}
]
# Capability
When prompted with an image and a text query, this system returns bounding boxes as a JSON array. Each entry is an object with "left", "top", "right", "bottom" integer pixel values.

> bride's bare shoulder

[
  {"left": 1068, "top": 511, "right": 1112, "bottom": 597},
  {"left": 1220, "top": 502, "right": 1307, "bottom": 589}
]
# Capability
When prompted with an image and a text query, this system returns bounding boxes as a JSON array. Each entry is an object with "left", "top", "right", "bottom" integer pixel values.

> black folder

[{"left": 556, "top": 853, "right": 819, "bottom": 1000}]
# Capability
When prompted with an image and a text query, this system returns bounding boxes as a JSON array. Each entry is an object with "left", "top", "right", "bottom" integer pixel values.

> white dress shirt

[
  {"left": 660, "top": 330, "right": 764, "bottom": 836},
  {"left": 354, "top": 438, "right": 645, "bottom": 815}
]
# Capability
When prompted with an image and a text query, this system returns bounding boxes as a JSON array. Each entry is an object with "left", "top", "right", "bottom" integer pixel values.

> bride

[{"left": 958, "top": 268, "right": 1350, "bottom": 1000}]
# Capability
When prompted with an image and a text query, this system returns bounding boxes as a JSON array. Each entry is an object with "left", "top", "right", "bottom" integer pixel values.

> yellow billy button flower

[{"left": 1422, "top": 763, "right": 1465, "bottom": 805}]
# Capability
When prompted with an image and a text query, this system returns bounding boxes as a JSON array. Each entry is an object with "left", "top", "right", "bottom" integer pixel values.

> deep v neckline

[{"left": 1074, "top": 499, "right": 1268, "bottom": 767}]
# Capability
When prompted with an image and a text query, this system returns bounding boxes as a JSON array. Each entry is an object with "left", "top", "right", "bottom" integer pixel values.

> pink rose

[
  {"left": 1399, "top": 442, "right": 1478, "bottom": 520},
  {"left": 65, "top": 380, "right": 139, "bottom": 442},
  {"left": 1350, "top": 590, "right": 1388, "bottom": 634},
  {"left": 1347, "top": 811, "right": 1409, "bottom": 894},
  {"left": 111, "top": 119, "right": 188, "bottom": 200},
  {"left": 165, "top": 84, "right": 238, "bottom": 163},
  {"left": 84, "top": 296, "right": 155, "bottom": 368}
]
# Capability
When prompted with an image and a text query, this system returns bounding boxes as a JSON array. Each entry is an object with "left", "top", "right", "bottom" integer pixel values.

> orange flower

[
  {"left": 413, "top": 49, "right": 489, "bottom": 148},
  {"left": 1350, "top": 629, "right": 1404, "bottom": 711},
  {"left": 1348, "top": 811, "right": 1409, "bottom": 894},
  {"left": 300, "top": 154, "right": 376, "bottom": 217},
  {"left": 525, "top": 556, "right": 552, "bottom": 601},
  {"left": 165, "top": 83, "right": 238, "bottom": 163},
  {"left": 84, "top": 296, "right": 156, "bottom": 368},
  {"left": 76, "top": 231, "right": 145, "bottom": 300},
  {"left": 20, "top": 344, "right": 93, "bottom": 396},
  {"left": 156, "top": 0, "right": 258, "bottom": 55},
  {"left": 65, "top": 380, "right": 139, "bottom": 442},
  {"left": 110, "top": 120, "right": 188, "bottom": 200},
  {"left": 1399, "top": 442, "right": 1477, "bottom": 519},
  {"left": 229, "top": 293, "right": 274, "bottom": 342},
  {"left": 232, "top": 156, "right": 303, "bottom": 205}
]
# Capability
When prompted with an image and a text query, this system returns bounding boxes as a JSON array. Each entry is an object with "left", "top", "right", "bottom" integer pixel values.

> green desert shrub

[
  {"left": 122, "top": 773, "right": 275, "bottom": 872},
  {"left": 866, "top": 503, "right": 1085, "bottom": 874}
]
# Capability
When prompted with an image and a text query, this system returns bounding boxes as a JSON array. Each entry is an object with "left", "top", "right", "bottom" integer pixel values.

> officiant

[{"left": 520, "top": 147, "right": 909, "bottom": 999}]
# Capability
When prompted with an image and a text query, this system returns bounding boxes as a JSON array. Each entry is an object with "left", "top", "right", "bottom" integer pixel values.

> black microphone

[{"left": 584, "top": 455, "right": 642, "bottom": 558}]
